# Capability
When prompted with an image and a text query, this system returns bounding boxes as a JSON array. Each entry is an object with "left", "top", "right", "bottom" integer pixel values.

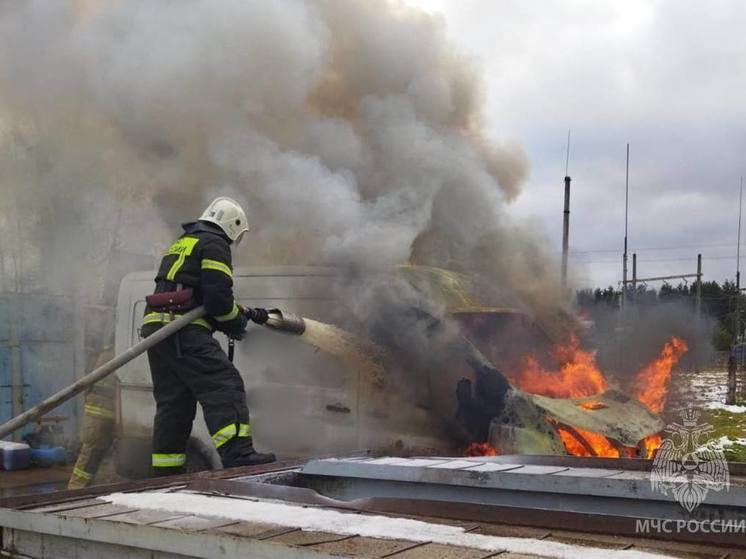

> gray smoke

[{"left": 0, "top": 0, "right": 553, "bottom": 315}]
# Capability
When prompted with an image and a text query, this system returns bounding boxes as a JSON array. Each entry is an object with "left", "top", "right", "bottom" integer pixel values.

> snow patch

[
  {"left": 712, "top": 436, "right": 746, "bottom": 448},
  {"left": 705, "top": 402, "right": 746, "bottom": 413},
  {"left": 105, "top": 491, "right": 672, "bottom": 559}
]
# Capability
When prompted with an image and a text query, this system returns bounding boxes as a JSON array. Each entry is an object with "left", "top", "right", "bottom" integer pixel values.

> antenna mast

[
  {"left": 622, "top": 143, "right": 629, "bottom": 309},
  {"left": 561, "top": 130, "right": 571, "bottom": 292}
]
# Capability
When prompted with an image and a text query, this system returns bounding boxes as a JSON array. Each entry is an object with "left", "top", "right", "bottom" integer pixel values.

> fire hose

[{"left": 0, "top": 307, "right": 307, "bottom": 440}]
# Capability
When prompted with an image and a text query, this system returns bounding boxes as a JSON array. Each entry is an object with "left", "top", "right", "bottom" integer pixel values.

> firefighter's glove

[
  {"left": 225, "top": 312, "right": 249, "bottom": 340},
  {"left": 245, "top": 307, "right": 270, "bottom": 325}
]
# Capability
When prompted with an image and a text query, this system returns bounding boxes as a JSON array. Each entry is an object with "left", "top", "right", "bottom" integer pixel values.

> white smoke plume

[{"left": 0, "top": 0, "right": 559, "bottom": 317}]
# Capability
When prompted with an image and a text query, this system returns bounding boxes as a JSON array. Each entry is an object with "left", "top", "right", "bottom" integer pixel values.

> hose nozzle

[{"left": 264, "top": 309, "right": 306, "bottom": 336}]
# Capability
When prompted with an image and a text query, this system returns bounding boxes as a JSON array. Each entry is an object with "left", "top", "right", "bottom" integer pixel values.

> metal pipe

[
  {"left": 0, "top": 306, "right": 206, "bottom": 440},
  {"left": 9, "top": 297, "right": 22, "bottom": 442},
  {"left": 621, "top": 143, "right": 630, "bottom": 310},
  {"left": 695, "top": 254, "right": 702, "bottom": 374},
  {"left": 264, "top": 309, "right": 306, "bottom": 336},
  {"left": 695, "top": 254, "right": 702, "bottom": 319},
  {"left": 561, "top": 175, "right": 571, "bottom": 292},
  {"left": 731, "top": 182, "right": 743, "bottom": 404}
]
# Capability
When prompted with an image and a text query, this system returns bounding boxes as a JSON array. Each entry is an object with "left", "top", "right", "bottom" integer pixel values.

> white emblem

[{"left": 650, "top": 408, "right": 730, "bottom": 512}]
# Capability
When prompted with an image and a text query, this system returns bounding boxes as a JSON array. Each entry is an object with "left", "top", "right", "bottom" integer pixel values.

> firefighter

[
  {"left": 68, "top": 346, "right": 116, "bottom": 489},
  {"left": 142, "top": 197, "right": 275, "bottom": 476}
]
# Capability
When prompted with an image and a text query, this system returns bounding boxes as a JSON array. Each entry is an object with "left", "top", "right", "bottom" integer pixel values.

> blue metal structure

[{"left": 0, "top": 293, "right": 79, "bottom": 439}]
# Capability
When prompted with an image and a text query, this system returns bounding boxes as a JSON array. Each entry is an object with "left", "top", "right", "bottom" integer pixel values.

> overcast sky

[{"left": 402, "top": 0, "right": 746, "bottom": 289}]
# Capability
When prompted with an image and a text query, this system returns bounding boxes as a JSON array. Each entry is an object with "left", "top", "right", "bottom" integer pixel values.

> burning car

[{"left": 113, "top": 265, "right": 687, "bottom": 476}]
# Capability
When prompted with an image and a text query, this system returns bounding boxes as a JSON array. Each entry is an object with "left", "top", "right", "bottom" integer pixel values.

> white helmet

[{"left": 199, "top": 197, "right": 250, "bottom": 245}]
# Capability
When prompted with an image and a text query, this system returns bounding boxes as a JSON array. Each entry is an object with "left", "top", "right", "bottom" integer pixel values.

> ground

[{"left": 668, "top": 367, "right": 746, "bottom": 462}]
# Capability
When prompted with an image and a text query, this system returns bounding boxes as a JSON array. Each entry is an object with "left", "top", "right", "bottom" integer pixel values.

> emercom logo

[{"left": 650, "top": 408, "right": 730, "bottom": 512}]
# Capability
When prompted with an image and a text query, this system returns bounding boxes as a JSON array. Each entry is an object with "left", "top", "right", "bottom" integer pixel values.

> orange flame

[
  {"left": 464, "top": 442, "right": 499, "bottom": 457},
  {"left": 632, "top": 337, "right": 688, "bottom": 413},
  {"left": 511, "top": 334, "right": 608, "bottom": 398},
  {"left": 576, "top": 401, "right": 608, "bottom": 410},
  {"left": 509, "top": 335, "right": 684, "bottom": 458},
  {"left": 556, "top": 425, "right": 620, "bottom": 457},
  {"left": 641, "top": 434, "right": 663, "bottom": 459}
]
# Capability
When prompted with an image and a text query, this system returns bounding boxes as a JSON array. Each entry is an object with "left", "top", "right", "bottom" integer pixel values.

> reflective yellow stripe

[
  {"left": 201, "top": 258, "right": 232, "bottom": 277},
  {"left": 72, "top": 467, "right": 93, "bottom": 480},
  {"left": 211, "top": 423, "right": 237, "bottom": 449},
  {"left": 142, "top": 312, "right": 213, "bottom": 331},
  {"left": 238, "top": 423, "right": 251, "bottom": 437},
  {"left": 84, "top": 403, "right": 114, "bottom": 419},
  {"left": 152, "top": 453, "right": 186, "bottom": 467},
  {"left": 165, "top": 237, "right": 199, "bottom": 281},
  {"left": 215, "top": 303, "right": 239, "bottom": 322}
]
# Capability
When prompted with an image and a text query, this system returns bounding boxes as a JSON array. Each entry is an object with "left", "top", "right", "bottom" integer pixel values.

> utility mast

[
  {"left": 729, "top": 177, "right": 743, "bottom": 404},
  {"left": 621, "top": 144, "right": 630, "bottom": 309},
  {"left": 561, "top": 130, "right": 571, "bottom": 293}
]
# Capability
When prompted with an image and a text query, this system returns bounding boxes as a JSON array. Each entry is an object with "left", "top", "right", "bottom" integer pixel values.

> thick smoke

[
  {"left": 0, "top": 0, "right": 551, "bottom": 312},
  {"left": 0, "top": 1, "right": 571, "bottom": 453}
]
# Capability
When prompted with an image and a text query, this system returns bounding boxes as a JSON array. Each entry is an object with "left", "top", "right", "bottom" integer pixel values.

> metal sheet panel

[
  {"left": 22, "top": 342, "right": 77, "bottom": 435},
  {"left": 16, "top": 295, "right": 74, "bottom": 342},
  {"left": 0, "top": 295, "right": 10, "bottom": 340},
  {"left": 0, "top": 345, "right": 13, "bottom": 424}
]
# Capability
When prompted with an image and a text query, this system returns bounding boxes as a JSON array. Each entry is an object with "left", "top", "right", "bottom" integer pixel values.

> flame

[
  {"left": 464, "top": 442, "right": 498, "bottom": 456},
  {"left": 576, "top": 401, "right": 608, "bottom": 410},
  {"left": 508, "top": 335, "right": 685, "bottom": 458},
  {"left": 641, "top": 434, "right": 662, "bottom": 459},
  {"left": 556, "top": 425, "right": 620, "bottom": 457},
  {"left": 511, "top": 334, "right": 608, "bottom": 398},
  {"left": 632, "top": 337, "right": 688, "bottom": 413}
]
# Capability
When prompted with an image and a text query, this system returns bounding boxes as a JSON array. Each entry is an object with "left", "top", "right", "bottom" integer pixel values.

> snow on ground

[
  {"left": 705, "top": 402, "right": 746, "bottom": 413},
  {"left": 670, "top": 369, "right": 729, "bottom": 407},
  {"left": 105, "top": 492, "right": 674, "bottom": 559},
  {"left": 710, "top": 435, "right": 746, "bottom": 449}
]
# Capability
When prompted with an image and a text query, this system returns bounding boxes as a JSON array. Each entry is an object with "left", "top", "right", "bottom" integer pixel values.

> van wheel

[{"left": 185, "top": 437, "right": 222, "bottom": 472}]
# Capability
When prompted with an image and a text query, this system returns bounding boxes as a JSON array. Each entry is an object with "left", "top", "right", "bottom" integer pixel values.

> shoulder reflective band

[
  {"left": 238, "top": 423, "right": 251, "bottom": 437},
  {"left": 72, "top": 467, "right": 93, "bottom": 481},
  {"left": 142, "top": 312, "right": 213, "bottom": 331},
  {"left": 84, "top": 403, "right": 114, "bottom": 419},
  {"left": 201, "top": 258, "right": 232, "bottom": 277},
  {"left": 211, "top": 423, "right": 238, "bottom": 448},
  {"left": 152, "top": 453, "right": 186, "bottom": 468},
  {"left": 165, "top": 236, "right": 200, "bottom": 281},
  {"left": 215, "top": 302, "right": 240, "bottom": 322}
]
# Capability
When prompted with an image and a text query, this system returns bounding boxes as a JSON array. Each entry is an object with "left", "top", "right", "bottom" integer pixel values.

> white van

[{"left": 113, "top": 266, "right": 450, "bottom": 476}]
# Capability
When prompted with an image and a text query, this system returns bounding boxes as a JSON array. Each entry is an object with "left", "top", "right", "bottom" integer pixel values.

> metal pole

[
  {"left": 736, "top": 179, "right": 742, "bottom": 344},
  {"left": 561, "top": 130, "right": 571, "bottom": 293},
  {"left": 9, "top": 296, "right": 22, "bottom": 442},
  {"left": 0, "top": 306, "right": 206, "bottom": 440},
  {"left": 694, "top": 254, "right": 702, "bottom": 373},
  {"left": 694, "top": 254, "right": 702, "bottom": 322},
  {"left": 622, "top": 143, "right": 629, "bottom": 310},
  {"left": 632, "top": 253, "right": 637, "bottom": 304},
  {"left": 561, "top": 175, "right": 571, "bottom": 292},
  {"left": 730, "top": 179, "right": 743, "bottom": 404}
]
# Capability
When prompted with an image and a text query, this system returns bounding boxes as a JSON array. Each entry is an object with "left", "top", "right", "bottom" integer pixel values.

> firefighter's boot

[{"left": 219, "top": 437, "right": 276, "bottom": 468}]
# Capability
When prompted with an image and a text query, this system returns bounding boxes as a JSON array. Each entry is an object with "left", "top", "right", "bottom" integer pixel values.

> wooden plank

[
  {"left": 312, "top": 536, "right": 423, "bottom": 558},
  {"left": 388, "top": 542, "right": 493, "bottom": 559},
  {"left": 149, "top": 515, "right": 239, "bottom": 532},
  {"left": 213, "top": 521, "right": 287, "bottom": 539},
  {"left": 100, "top": 509, "right": 190, "bottom": 526},
  {"left": 473, "top": 524, "right": 552, "bottom": 539},
  {"left": 266, "top": 530, "right": 352, "bottom": 546},
  {"left": 58, "top": 503, "right": 137, "bottom": 519},
  {"left": 29, "top": 497, "right": 106, "bottom": 514},
  {"left": 3, "top": 457, "right": 311, "bottom": 510}
]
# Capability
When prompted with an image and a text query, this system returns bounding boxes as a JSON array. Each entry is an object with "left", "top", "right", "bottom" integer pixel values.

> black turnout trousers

[{"left": 143, "top": 323, "right": 252, "bottom": 471}]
